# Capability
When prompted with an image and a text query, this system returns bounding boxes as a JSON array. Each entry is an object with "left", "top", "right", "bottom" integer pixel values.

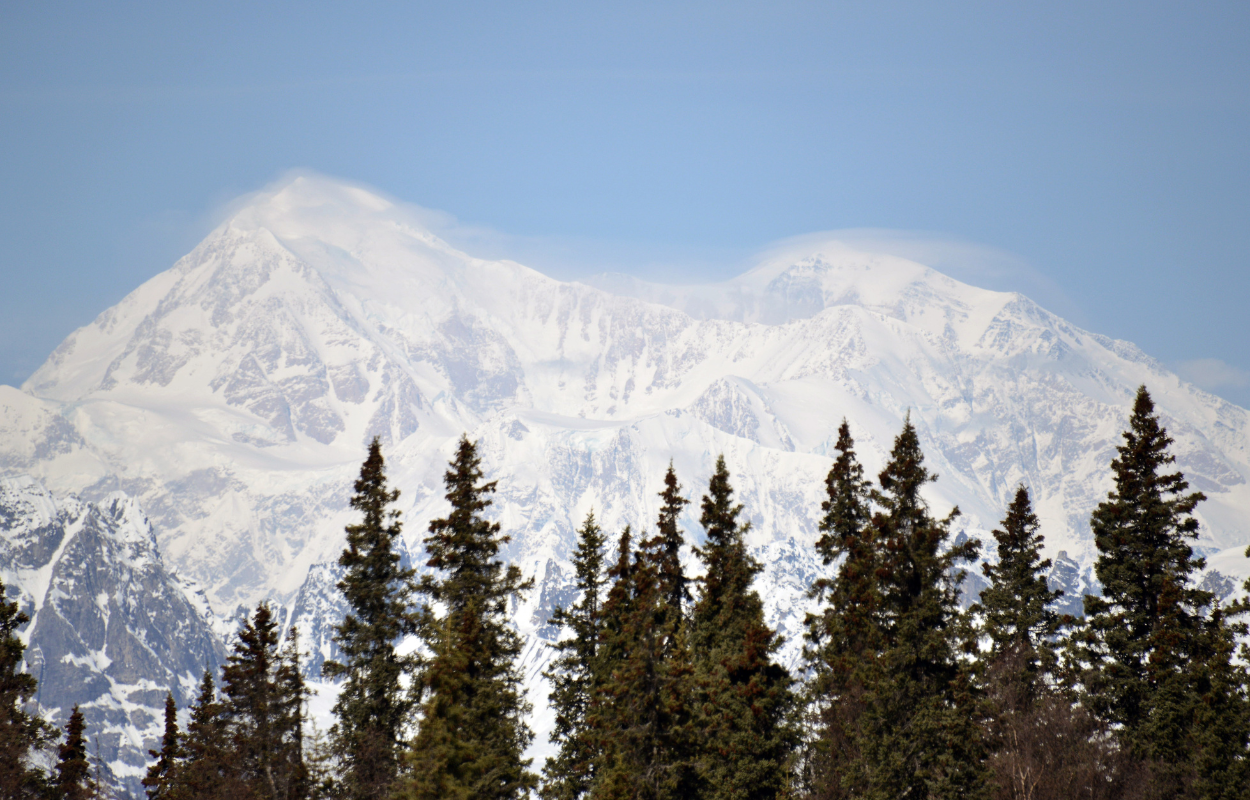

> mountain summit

[
  {"left": 5, "top": 170, "right": 1249, "bottom": 628},
  {"left": 4, "top": 174, "right": 1249, "bottom": 786}
]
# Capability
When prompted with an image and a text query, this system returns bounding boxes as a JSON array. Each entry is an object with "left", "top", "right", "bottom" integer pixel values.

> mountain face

[
  {"left": 0, "top": 475, "right": 225, "bottom": 797},
  {"left": 2, "top": 174, "right": 1249, "bottom": 783}
]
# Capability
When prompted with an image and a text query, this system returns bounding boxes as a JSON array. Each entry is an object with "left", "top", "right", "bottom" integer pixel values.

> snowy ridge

[
  {"left": 0, "top": 476, "right": 225, "bottom": 798},
  {"left": 2, "top": 173, "right": 1249, "bottom": 785}
]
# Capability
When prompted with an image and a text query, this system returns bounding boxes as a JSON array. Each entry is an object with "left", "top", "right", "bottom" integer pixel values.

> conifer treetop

[
  {"left": 1089, "top": 385, "right": 1209, "bottom": 623},
  {"left": 649, "top": 462, "right": 691, "bottom": 618},
  {"left": 53, "top": 706, "right": 92, "bottom": 800},
  {"left": 974, "top": 485, "right": 1065, "bottom": 695},
  {"left": 421, "top": 435, "right": 518, "bottom": 611},
  {"left": 324, "top": 437, "right": 416, "bottom": 800}
]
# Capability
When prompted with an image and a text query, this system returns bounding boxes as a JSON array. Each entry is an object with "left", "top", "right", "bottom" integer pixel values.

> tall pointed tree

[
  {"left": 1078, "top": 386, "right": 1250, "bottom": 796},
  {"left": 858, "top": 415, "right": 987, "bottom": 800},
  {"left": 653, "top": 463, "right": 691, "bottom": 623},
  {"left": 972, "top": 486, "right": 1095, "bottom": 800},
  {"left": 323, "top": 436, "right": 417, "bottom": 800},
  {"left": 691, "top": 455, "right": 795, "bottom": 800},
  {"left": 143, "top": 693, "right": 182, "bottom": 800},
  {"left": 592, "top": 526, "right": 636, "bottom": 710},
  {"left": 542, "top": 511, "right": 608, "bottom": 800},
  {"left": 0, "top": 580, "right": 52, "bottom": 800},
  {"left": 974, "top": 485, "right": 1065, "bottom": 695},
  {"left": 591, "top": 524, "right": 702, "bottom": 800},
  {"left": 400, "top": 435, "right": 537, "bottom": 800},
  {"left": 220, "top": 605, "right": 308, "bottom": 800},
  {"left": 803, "top": 420, "right": 879, "bottom": 799},
  {"left": 51, "top": 707, "right": 91, "bottom": 800},
  {"left": 174, "top": 670, "right": 235, "bottom": 800}
]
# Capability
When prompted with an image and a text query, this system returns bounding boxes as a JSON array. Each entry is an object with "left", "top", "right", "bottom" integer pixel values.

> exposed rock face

[
  {"left": 1047, "top": 550, "right": 1100, "bottom": 619},
  {"left": 0, "top": 476, "right": 225, "bottom": 798}
]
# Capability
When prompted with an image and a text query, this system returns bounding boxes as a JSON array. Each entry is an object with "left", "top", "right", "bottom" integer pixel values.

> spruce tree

[
  {"left": 858, "top": 416, "right": 987, "bottom": 800},
  {"left": 400, "top": 435, "right": 536, "bottom": 800},
  {"left": 174, "top": 670, "right": 235, "bottom": 800},
  {"left": 973, "top": 487, "right": 1093, "bottom": 800},
  {"left": 653, "top": 463, "right": 691, "bottom": 622},
  {"left": 542, "top": 511, "right": 608, "bottom": 800},
  {"left": 974, "top": 485, "right": 1065, "bottom": 696},
  {"left": 802, "top": 420, "right": 878, "bottom": 799},
  {"left": 691, "top": 455, "right": 795, "bottom": 800},
  {"left": 1188, "top": 589, "right": 1250, "bottom": 799},
  {"left": 221, "top": 605, "right": 308, "bottom": 800},
  {"left": 0, "top": 581, "right": 52, "bottom": 800},
  {"left": 590, "top": 526, "right": 701, "bottom": 800},
  {"left": 584, "top": 526, "right": 635, "bottom": 775},
  {"left": 1078, "top": 386, "right": 1250, "bottom": 796},
  {"left": 143, "top": 693, "right": 181, "bottom": 800},
  {"left": 323, "top": 437, "right": 417, "bottom": 800},
  {"left": 51, "top": 706, "right": 91, "bottom": 800}
]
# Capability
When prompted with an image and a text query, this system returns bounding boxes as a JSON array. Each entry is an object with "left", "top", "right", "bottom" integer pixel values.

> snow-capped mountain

[
  {"left": 2, "top": 174, "right": 1249, "bottom": 784},
  {"left": 0, "top": 475, "right": 225, "bottom": 797}
]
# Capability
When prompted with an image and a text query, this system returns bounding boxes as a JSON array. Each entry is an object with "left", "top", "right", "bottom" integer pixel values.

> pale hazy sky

[{"left": 2, "top": 2, "right": 1248, "bottom": 406}]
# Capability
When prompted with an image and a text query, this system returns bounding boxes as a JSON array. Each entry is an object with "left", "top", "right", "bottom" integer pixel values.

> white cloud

[
  {"left": 1175, "top": 358, "right": 1250, "bottom": 391},
  {"left": 754, "top": 229, "right": 1086, "bottom": 324}
]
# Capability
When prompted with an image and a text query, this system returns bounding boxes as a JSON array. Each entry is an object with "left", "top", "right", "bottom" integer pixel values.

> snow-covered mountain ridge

[
  {"left": 0, "top": 475, "right": 225, "bottom": 797},
  {"left": 6, "top": 175, "right": 1247, "bottom": 611},
  {"left": 2, "top": 175, "right": 1249, "bottom": 782}
]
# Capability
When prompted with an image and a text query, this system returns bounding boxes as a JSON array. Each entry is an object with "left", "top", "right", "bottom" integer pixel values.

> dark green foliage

[
  {"left": 1187, "top": 587, "right": 1250, "bottom": 800},
  {"left": 174, "top": 671, "right": 234, "bottom": 800},
  {"left": 400, "top": 435, "right": 536, "bottom": 800},
  {"left": 1076, "top": 386, "right": 1250, "bottom": 797},
  {"left": 974, "top": 486, "right": 1065, "bottom": 698},
  {"left": 583, "top": 526, "right": 635, "bottom": 770},
  {"left": 220, "top": 606, "right": 308, "bottom": 800},
  {"left": 589, "top": 521, "right": 701, "bottom": 800},
  {"left": 0, "top": 581, "right": 52, "bottom": 800},
  {"left": 691, "top": 455, "right": 796, "bottom": 800},
  {"left": 1081, "top": 386, "right": 1209, "bottom": 731},
  {"left": 653, "top": 463, "right": 691, "bottom": 622},
  {"left": 971, "top": 488, "right": 1130, "bottom": 799},
  {"left": 323, "top": 437, "right": 417, "bottom": 800},
  {"left": 802, "top": 420, "right": 878, "bottom": 799},
  {"left": 51, "top": 706, "right": 91, "bottom": 800},
  {"left": 858, "top": 416, "right": 987, "bottom": 800},
  {"left": 542, "top": 511, "right": 608, "bottom": 800},
  {"left": 142, "top": 693, "right": 181, "bottom": 800}
]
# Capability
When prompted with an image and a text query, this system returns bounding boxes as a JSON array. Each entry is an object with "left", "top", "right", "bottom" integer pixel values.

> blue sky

[{"left": 2, "top": 2, "right": 1248, "bottom": 405}]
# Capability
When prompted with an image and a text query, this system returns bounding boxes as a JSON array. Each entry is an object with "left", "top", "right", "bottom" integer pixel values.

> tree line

[{"left": 3, "top": 385, "right": 1249, "bottom": 799}]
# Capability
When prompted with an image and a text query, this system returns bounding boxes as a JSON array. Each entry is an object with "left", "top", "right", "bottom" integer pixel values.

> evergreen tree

[
  {"left": 400, "top": 435, "right": 536, "bottom": 800},
  {"left": 142, "top": 693, "right": 181, "bottom": 800},
  {"left": 1077, "top": 386, "right": 1250, "bottom": 796},
  {"left": 858, "top": 416, "right": 987, "bottom": 800},
  {"left": 0, "top": 581, "right": 52, "bottom": 800},
  {"left": 584, "top": 526, "right": 635, "bottom": 773},
  {"left": 220, "top": 606, "right": 308, "bottom": 800},
  {"left": 51, "top": 707, "right": 91, "bottom": 800},
  {"left": 590, "top": 525, "right": 701, "bottom": 800},
  {"left": 972, "top": 487, "right": 1098, "bottom": 800},
  {"left": 690, "top": 455, "right": 795, "bottom": 800},
  {"left": 174, "top": 670, "right": 235, "bottom": 800},
  {"left": 802, "top": 420, "right": 878, "bottom": 799},
  {"left": 542, "top": 511, "right": 608, "bottom": 800},
  {"left": 323, "top": 437, "right": 417, "bottom": 800},
  {"left": 653, "top": 463, "right": 691, "bottom": 622},
  {"left": 974, "top": 485, "right": 1065, "bottom": 697},
  {"left": 1187, "top": 587, "right": 1250, "bottom": 800}
]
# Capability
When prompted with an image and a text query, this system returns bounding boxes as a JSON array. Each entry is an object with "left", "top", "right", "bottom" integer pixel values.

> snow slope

[{"left": 3, "top": 173, "right": 1248, "bottom": 781}]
